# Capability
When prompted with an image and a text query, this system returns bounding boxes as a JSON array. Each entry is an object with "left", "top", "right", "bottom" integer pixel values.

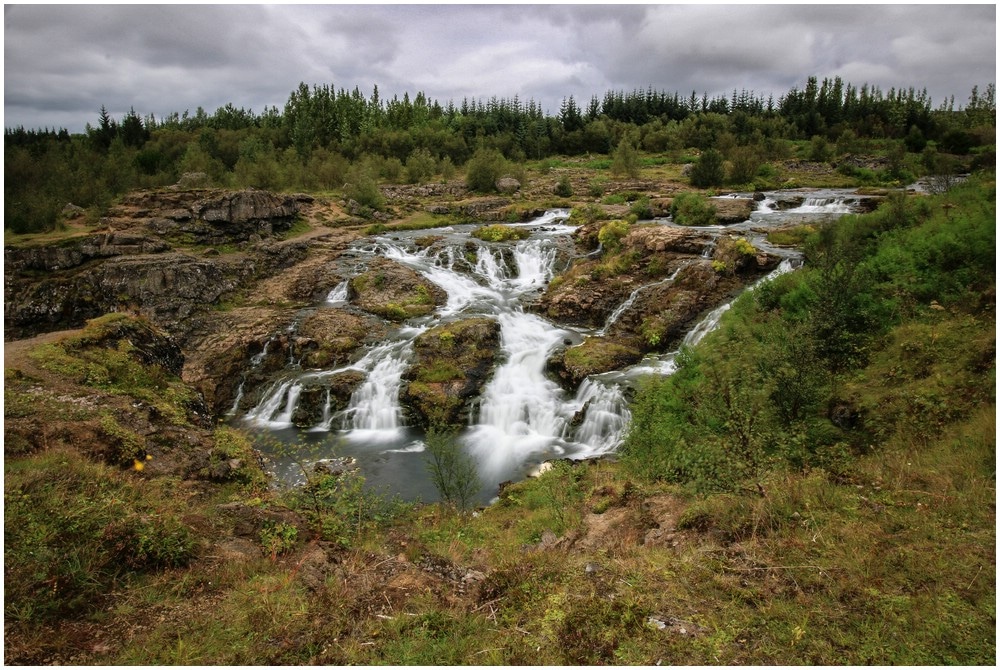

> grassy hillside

[{"left": 4, "top": 179, "right": 995, "bottom": 664}]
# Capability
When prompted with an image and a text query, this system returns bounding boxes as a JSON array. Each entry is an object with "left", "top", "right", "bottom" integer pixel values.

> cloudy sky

[{"left": 4, "top": 2, "right": 996, "bottom": 133}]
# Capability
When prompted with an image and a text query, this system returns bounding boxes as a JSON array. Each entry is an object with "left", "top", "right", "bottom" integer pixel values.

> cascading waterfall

[
  {"left": 240, "top": 193, "right": 862, "bottom": 502},
  {"left": 245, "top": 380, "right": 302, "bottom": 429},
  {"left": 611, "top": 258, "right": 799, "bottom": 379},
  {"left": 326, "top": 280, "right": 349, "bottom": 304},
  {"left": 343, "top": 338, "right": 417, "bottom": 439},
  {"left": 466, "top": 310, "right": 573, "bottom": 475},
  {"left": 793, "top": 197, "right": 854, "bottom": 213},
  {"left": 568, "top": 378, "right": 632, "bottom": 453}
]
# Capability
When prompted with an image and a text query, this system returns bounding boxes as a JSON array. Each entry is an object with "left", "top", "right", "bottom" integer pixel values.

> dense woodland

[{"left": 5, "top": 76, "right": 996, "bottom": 233}]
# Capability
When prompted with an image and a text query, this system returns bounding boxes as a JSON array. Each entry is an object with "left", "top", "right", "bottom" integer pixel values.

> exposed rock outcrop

[
  {"left": 4, "top": 188, "right": 313, "bottom": 343},
  {"left": 349, "top": 257, "right": 447, "bottom": 321}
]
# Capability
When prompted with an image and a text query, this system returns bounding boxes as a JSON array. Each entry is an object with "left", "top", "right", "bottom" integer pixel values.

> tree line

[{"left": 5, "top": 76, "right": 995, "bottom": 233}]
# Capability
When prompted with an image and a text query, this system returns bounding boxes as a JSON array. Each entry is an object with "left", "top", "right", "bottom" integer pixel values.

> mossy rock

[
  {"left": 551, "top": 338, "right": 643, "bottom": 388},
  {"left": 349, "top": 257, "right": 446, "bottom": 322},
  {"left": 401, "top": 317, "right": 501, "bottom": 428}
]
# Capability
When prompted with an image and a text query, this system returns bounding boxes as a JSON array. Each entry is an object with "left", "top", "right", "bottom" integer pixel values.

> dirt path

[{"left": 4, "top": 327, "right": 83, "bottom": 383}]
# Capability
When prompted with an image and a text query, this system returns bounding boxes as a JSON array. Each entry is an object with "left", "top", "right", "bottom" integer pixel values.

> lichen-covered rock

[
  {"left": 495, "top": 176, "right": 521, "bottom": 194},
  {"left": 349, "top": 257, "right": 446, "bottom": 322},
  {"left": 401, "top": 317, "right": 501, "bottom": 428},
  {"left": 623, "top": 226, "right": 713, "bottom": 256},
  {"left": 710, "top": 197, "right": 755, "bottom": 224},
  {"left": 295, "top": 308, "right": 387, "bottom": 369}
]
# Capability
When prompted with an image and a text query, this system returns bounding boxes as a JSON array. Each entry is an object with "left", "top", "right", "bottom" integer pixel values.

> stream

[{"left": 239, "top": 190, "right": 866, "bottom": 503}]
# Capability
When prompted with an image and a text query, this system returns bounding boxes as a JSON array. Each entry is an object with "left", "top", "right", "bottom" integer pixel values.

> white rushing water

[
  {"left": 241, "top": 198, "right": 833, "bottom": 501},
  {"left": 243, "top": 211, "right": 633, "bottom": 500},
  {"left": 326, "top": 280, "right": 349, "bottom": 304}
]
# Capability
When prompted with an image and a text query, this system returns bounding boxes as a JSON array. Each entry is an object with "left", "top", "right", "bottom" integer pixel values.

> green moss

[
  {"left": 471, "top": 224, "right": 531, "bottom": 243},
  {"left": 766, "top": 224, "right": 817, "bottom": 247}
]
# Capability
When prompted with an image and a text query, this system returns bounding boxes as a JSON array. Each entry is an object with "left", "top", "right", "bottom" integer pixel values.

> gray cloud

[{"left": 4, "top": 3, "right": 995, "bottom": 132}]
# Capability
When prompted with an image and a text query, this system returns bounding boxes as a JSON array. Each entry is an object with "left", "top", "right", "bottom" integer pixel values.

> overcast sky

[{"left": 4, "top": 2, "right": 996, "bottom": 133}]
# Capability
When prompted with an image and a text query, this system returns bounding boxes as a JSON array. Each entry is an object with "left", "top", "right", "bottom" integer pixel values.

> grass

[{"left": 3, "top": 162, "right": 994, "bottom": 666}]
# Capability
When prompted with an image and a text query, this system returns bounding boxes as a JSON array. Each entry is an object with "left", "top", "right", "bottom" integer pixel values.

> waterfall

[
  {"left": 510, "top": 240, "right": 556, "bottom": 290},
  {"left": 467, "top": 310, "right": 572, "bottom": 476},
  {"left": 239, "top": 202, "right": 834, "bottom": 501},
  {"left": 245, "top": 380, "right": 302, "bottom": 429},
  {"left": 326, "top": 280, "right": 349, "bottom": 304},
  {"left": 569, "top": 378, "right": 631, "bottom": 455},
  {"left": 598, "top": 265, "right": 685, "bottom": 336},
  {"left": 342, "top": 339, "right": 417, "bottom": 439},
  {"left": 618, "top": 258, "right": 799, "bottom": 378},
  {"left": 226, "top": 382, "right": 245, "bottom": 417},
  {"left": 790, "top": 197, "right": 854, "bottom": 214}
]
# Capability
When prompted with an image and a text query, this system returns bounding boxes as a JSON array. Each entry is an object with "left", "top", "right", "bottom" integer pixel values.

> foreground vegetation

[{"left": 4, "top": 169, "right": 993, "bottom": 663}]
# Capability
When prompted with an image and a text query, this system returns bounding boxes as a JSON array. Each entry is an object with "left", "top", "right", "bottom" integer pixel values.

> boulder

[
  {"left": 401, "top": 317, "right": 501, "bottom": 428},
  {"left": 495, "top": 176, "right": 521, "bottom": 194},
  {"left": 548, "top": 337, "right": 644, "bottom": 388}
]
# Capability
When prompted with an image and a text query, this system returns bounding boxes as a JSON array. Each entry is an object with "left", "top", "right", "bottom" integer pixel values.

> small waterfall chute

[
  {"left": 245, "top": 380, "right": 302, "bottom": 429},
  {"left": 326, "top": 280, "right": 349, "bottom": 304}
]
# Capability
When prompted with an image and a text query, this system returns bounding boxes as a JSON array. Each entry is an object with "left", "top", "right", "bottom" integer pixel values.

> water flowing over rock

[{"left": 7, "top": 184, "right": 869, "bottom": 504}]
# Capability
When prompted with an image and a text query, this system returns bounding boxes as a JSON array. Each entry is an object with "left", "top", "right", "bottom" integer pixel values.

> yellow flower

[{"left": 133, "top": 459, "right": 145, "bottom": 471}]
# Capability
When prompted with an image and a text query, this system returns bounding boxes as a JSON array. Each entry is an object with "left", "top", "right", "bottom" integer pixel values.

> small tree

[
  {"left": 689, "top": 149, "right": 725, "bottom": 188},
  {"left": 425, "top": 428, "right": 480, "bottom": 511},
  {"left": 464, "top": 148, "right": 507, "bottom": 193},
  {"left": 611, "top": 139, "right": 641, "bottom": 178},
  {"left": 727, "top": 145, "right": 763, "bottom": 185}
]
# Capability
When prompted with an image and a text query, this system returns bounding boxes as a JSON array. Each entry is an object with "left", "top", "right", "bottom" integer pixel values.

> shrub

[
  {"left": 588, "top": 178, "right": 608, "bottom": 197},
  {"left": 611, "top": 139, "right": 641, "bottom": 178},
  {"left": 727, "top": 145, "right": 763, "bottom": 185},
  {"left": 689, "top": 149, "right": 725, "bottom": 188},
  {"left": 345, "top": 167, "right": 385, "bottom": 212},
  {"left": 464, "top": 148, "right": 508, "bottom": 193},
  {"left": 628, "top": 196, "right": 654, "bottom": 220},
  {"left": 405, "top": 148, "right": 436, "bottom": 184},
  {"left": 597, "top": 219, "right": 630, "bottom": 252},
  {"left": 471, "top": 224, "right": 530, "bottom": 243},
  {"left": 670, "top": 192, "right": 717, "bottom": 226},
  {"left": 554, "top": 175, "right": 573, "bottom": 197}
]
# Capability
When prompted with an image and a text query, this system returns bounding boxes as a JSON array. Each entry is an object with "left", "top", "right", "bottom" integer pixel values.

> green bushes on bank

[{"left": 623, "top": 177, "right": 996, "bottom": 491}]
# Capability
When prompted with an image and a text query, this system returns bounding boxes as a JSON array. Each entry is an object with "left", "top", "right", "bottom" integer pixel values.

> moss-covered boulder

[
  {"left": 548, "top": 337, "right": 643, "bottom": 389},
  {"left": 349, "top": 257, "right": 446, "bottom": 322},
  {"left": 295, "top": 309, "right": 387, "bottom": 369},
  {"left": 401, "top": 317, "right": 501, "bottom": 428}
]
